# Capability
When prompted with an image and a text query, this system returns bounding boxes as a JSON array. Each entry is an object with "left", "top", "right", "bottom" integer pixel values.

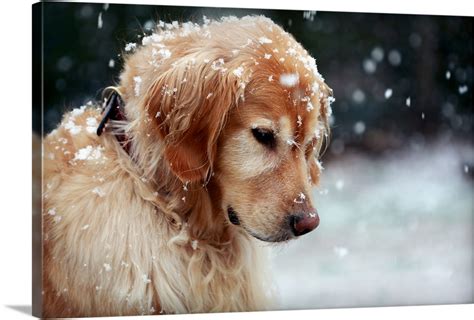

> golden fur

[{"left": 42, "top": 16, "right": 332, "bottom": 317}]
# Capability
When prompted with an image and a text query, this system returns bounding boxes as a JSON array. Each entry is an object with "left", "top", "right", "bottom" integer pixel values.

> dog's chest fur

[{"left": 42, "top": 109, "right": 272, "bottom": 317}]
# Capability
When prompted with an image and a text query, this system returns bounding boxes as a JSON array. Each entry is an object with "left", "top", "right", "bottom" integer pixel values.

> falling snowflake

[
  {"left": 388, "top": 50, "right": 402, "bottom": 66},
  {"left": 363, "top": 59, "right": 376, "bottom": 74},
  {"left": 108, "top": 59, "right": 115, "bottom": 68},
  {"left": 92, "top": 187, "right": 106, "bottom": 197},
  {"left": 371, "top": 47, "right": 384, "bottom": 62},
  {"left": 293, "top": 192, "right": 306, "bottom": 204},
  {"left": 333, "top": 246, "right": 349, "bottom": 258},
  {"left": 353, "top": 121, "right": 366, "bottom": 135},
  {"left": 73, "top": 146, "right": 103, "bottom": 161},
  {"left": 458, "top": 85, "right": 468, "bottom": 95},
  {"left": 384, "top": 88, "right": 393, "bottom": 99},
  {"left": 64, "top": 119, "right": 82, "bottom": 135},
  {"left": 124, "top": 42, "right": 137, "bottom": 52},
  {"left": 142, "top": 274, "right": 152, "bottom": 284},
  {"left": 280, "top": 73, "right": 299, "bottom": 87},
  {"left": 352, "top": 89, "right": 366, "bottom": 104},
  {"left": 86, "top": 117, "right": 98, "bottom": 133},
  {"left": 133, "top": 76, "right": 142, "bottom": 97},
  {"left": 97, "top": 12, "right": 103, "bottom": 29},
  {"left": 258, "top": 36, "right": 273, "bottom": 44},
  {"left": 406, "top": 97, "right": 411, "bottom": 107},
  {"left": 445, "top": 70, "right": 451, "bottom": 79},
  {"left": 303, "top": 11, "right": 317, "bottom": 21},
  {"left": 232, "top": 66, "right": 244, "bottom": 78}
]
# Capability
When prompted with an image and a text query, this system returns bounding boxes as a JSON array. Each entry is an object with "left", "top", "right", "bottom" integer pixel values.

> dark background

[{"left": 36, "top": 2, "right": 473, "bottom": 160}]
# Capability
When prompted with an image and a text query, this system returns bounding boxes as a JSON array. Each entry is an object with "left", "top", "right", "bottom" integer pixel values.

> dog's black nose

[{"left": 289, "top": 211, "right": 320, "bottom": 236}]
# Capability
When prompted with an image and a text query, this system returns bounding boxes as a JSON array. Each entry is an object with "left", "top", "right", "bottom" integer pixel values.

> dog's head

[{"left": 121, "top": 16, "right": 332, "bottom": 242}]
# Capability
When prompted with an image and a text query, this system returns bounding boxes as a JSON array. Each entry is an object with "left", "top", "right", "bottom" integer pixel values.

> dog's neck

[{"left": 120, "top": 115, "right": 233, "bottom": 246}]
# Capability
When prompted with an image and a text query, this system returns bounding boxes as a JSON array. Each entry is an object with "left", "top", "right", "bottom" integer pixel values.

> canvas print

[{"left": 32, "top": 2, "right": 473, "bottom": 318}]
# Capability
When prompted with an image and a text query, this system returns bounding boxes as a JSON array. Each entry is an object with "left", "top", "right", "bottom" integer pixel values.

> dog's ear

[{"left": 144, "top": 55, "right": 248, "bottom": 183}]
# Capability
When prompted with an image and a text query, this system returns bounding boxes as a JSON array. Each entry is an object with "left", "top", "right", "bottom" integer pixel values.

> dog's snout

[{"left": 289, "top": 211, "right": 320, "bottom": 236}]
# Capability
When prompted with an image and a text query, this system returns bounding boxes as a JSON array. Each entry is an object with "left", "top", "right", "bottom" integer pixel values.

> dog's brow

[{"left": 250, "top": 119, "right": 274, "bottom": 129}]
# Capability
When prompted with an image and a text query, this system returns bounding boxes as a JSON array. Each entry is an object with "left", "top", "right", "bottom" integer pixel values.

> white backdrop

[{"left": 0, "top": 0, "right": 472, "bottom": 319}]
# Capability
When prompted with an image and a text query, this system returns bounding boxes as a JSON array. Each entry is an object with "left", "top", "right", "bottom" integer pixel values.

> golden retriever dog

[{"left": 42, "top": 15, "right": 333, "bottom": 317}]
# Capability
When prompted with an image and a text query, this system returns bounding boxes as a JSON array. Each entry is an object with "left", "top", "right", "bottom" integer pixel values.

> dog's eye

[{"left": 251, "top": 128, "right": 276, "bottom": 148}]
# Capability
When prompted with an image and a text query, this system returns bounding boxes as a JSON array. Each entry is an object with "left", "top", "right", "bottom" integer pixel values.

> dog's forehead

[{"left": 244, "top": 73, "right": 322, "bottom": 143}]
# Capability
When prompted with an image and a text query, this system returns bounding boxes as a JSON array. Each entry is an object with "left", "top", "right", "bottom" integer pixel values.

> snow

[
  {"left": 315, "top": 159, "right": 324, "bottom": 172},
  {"left": 232, "top": 66, "right": 244, "bottom": 78},
  {"left": 258, "top": 36, "right": 273, "bottom": 44},
  {"left": 133, "top": 76, "right": 142, "bottom": 97},
  {"left": 458, "top": 85, "right": 468, "bottom": 95},
  {"left": 191, "top": 240, "right": 199, "bottom": 250},
  {"left": 86, "top": 117, "right": 98, "bottom": 134},
  {"left": 268, "top": 75, "right": 274, "bottom": 82},
  {"left": 388, "top": 50, "right": 402, "bottom": 66},
  {"left": 421, "top": 112, "right": 425, "bottom": 120},
  {"left": 73, "top": 145, "right": 104, "bottom": 161},
  {"left": 371, "top": 47, "right": 384, "bottom": 62},
  {"left": 183, "top": 182, "right": 189, "bottom": 191},
  {"left": 306, "top": 101, "right": 314, "bottom": 112},
  {"left": 352, "top": 89, "right": 366, "bottom": 104},
  {"left": 363, "top": 58, "right": 376, "bottom": 74},
  {"left": 303, "top": 11, "right": 317, "bottom": 21},
  {"left": 264, "top": 54, "right": 272, "bottom": 59},
  {"left": 47, "top": 208, "right": 56, "bottom": 216},
  {"left": 97, "top": 12, "right": 103, "bottom": 29},
  {"left": 271, "top": 143, "right": 473, "bottom": 309},
  {"left": 92, "top": 187, "right": 105, "bottom": 197},
  {"left": 206, "top": 93, "right": 213, "bottom": 99},
  {"left": 297, "top": 115, "right": 303, "bottom": 127},
  {"left": 384, "top": 88, "right": 393, "bottom": 99},
  {"left": 81, "top": 224, "right": 90, "bottom": 230},
  {"left": 294, "top": 192, "right": 306, "bottom": 204},
  {"left": 445, "top": 70, "right": 451, "bottom": 80},
  {"left": 64, "top": 119, "right": 82, "bottom": 135},
  {"left": 70, "top": 106, "right": 86, "bottom": 117},
  {"left": 406, "top": 97, "right": 411, "bottom": 107},
  {"left": 124, "top": 42, "right": 137, "bottom": 52},
  {"left": 103, "top": 263, "right": 112, "bottom": 272},
  {"left": 353, "top": 121, "right": 366, "bottom": 135},
  {"left": 157, "top": 48, "right": 171, "bottom": 59},
  {"left": 142, "top": 274, "right": 152, "bottom": 284},
  {"left": 279, "top": 73, "right": 299, "bottom": 87},
  {"left": 108, "top": 59, "right": 115, "bottom": 68},
  {"left": 333, "top": 246, "right": 349, "bottom": 258},
  {"left": 335, "top": 180, "right": 345, "bottom": 190}
]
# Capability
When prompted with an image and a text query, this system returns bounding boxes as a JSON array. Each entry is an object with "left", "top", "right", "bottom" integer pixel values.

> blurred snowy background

[{"left": 35, "top": 2, "right": 473, "bottom": 309}]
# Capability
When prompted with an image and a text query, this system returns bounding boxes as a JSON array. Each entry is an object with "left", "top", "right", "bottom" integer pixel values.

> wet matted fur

[{"left": 42, "top": 16, "right": 332, "bottom": 317}]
